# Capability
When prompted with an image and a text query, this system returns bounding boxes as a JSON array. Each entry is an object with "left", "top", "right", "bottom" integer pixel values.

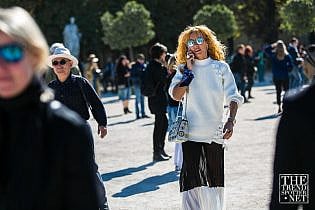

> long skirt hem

[{"left": 182, "top": 186, "right": 225, "bottom": 210}]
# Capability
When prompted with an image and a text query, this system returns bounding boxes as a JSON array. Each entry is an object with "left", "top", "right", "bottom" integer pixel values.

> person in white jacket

[{"left": 169, "top": 25, "right": 243, "bottom": 210}]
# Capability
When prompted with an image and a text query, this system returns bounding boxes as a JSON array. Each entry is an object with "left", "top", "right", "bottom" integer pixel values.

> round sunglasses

[
  {"left": 0, "top": 43, "right": 24, "bottom": 63},
  {"left": 52, "top": 59, "right": 68, "bottom": 66},
  {"left": 187, "top": 37, "right": 204, "bottom": 48}
]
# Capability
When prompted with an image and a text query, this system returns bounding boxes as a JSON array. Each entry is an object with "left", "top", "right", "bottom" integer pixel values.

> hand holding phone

[{"left": 186, "top": 50, "right": 194, "bottom": 70}]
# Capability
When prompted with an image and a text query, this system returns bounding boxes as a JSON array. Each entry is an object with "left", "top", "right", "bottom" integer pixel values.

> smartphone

[{"left": 186, "top": 51, "right": 195, "bottom": 64}]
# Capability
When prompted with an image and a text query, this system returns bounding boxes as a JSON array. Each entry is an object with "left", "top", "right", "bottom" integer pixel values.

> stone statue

[{"left": 63, "top": 17, "right": 81, "bottom": 59}]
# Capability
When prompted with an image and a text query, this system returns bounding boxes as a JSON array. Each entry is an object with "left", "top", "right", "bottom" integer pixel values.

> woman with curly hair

[{"left": 169, "top": 25, "right": 243, "bottom": 210}]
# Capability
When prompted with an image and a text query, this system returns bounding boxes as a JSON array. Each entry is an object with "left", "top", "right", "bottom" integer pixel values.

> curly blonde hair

[{"left": 176, "top": 25, "right": 226, "bottom": 65}]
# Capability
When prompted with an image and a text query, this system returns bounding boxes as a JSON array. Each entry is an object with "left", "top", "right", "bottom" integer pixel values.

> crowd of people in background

[
  {"left": 0, "top": 7, "right": 108, "bottom": 210},
  {"left": 43, "top": 36, "right": 314, "bottom": 119},
  {"left": 43, "top": 35, "right": 315, "bottom": 173},
  {"left": 229, "top": 38, "right": 315, "bottom": 113}
]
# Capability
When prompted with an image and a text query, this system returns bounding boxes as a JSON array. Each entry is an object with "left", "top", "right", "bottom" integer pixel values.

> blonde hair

[
  {"left": 0, "top": 7, "right": 49, "bottom": 73},
  {"left": 176, "top": 25, "right": 226, "bottom": 65}
]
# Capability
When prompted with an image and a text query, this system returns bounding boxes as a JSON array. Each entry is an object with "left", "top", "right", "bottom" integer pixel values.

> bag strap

[
  {"left": 175, "top": 98, "right": 183, "bottom": 120},
  {"left": 183, "top": 92, "right": 188, "bottom": 118},
  {"left": 175, "top": 92, "right": 188, "bottom": 120}
]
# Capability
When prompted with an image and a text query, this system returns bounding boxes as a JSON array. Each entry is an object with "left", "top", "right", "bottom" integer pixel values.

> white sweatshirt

[{"left": 169, "top": 57, "right": 243, "bottom": 143}]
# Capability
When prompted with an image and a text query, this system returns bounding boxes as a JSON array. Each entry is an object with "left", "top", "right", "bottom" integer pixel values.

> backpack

[{"left": 140, "top": 63, "right": 159, "bottom": 97}]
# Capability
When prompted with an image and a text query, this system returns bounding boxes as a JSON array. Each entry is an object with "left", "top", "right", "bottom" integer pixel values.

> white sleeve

[
  {"left": 168, "top": 65, "right": 184, "bottom": 100},
  {"left": 222, "top": 62, "right": 244, "bottom": 106}
]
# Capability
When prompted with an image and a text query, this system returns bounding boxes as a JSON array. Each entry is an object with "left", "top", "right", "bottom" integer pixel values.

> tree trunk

[
  {"left": 265, "top": 0, "right": 279, "bottom": 42},
  {"left": 128, "top": 46, "right": 134, "bottom": 61},
  {"left": 227, "top": 37, "right": 234, "bottom": 57}
]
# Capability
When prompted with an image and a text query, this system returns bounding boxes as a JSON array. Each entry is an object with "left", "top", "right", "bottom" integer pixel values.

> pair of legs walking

[
  {"left": 118, "top": 87, "right": 131, "bottom": 114},
  {"left": 274, "top": 78, "right": 289, "bottom": 113},
  {"left": 84, "top": 122, "right": 110, "bottom": 210},
  {"left": 153, "top": 113, "right": 170, "bottom": 161},
  {"left": 134, "top": 85, "right": 147, "bottom": 119},
  {"left": 233, "top": 72, "right": 247, "bottom": 102}
]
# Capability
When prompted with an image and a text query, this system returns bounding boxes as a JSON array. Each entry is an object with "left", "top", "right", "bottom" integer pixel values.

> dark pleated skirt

[{"left": 180, "top": 141, "right": 224, "bottom": 192}]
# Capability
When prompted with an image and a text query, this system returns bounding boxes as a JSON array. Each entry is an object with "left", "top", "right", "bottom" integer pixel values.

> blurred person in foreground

[
  {"left": 0, "top": 6, "right": 100, "bottom": 210},
  {"left": 169, "top": 25, "right": 243, "bottom": 210},
  {"left": 270, "top": 82, "right": 315, "bottom": 210}
]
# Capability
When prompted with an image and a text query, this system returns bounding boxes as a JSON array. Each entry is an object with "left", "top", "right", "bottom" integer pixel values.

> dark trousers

[
  {"left": 83, "top": 122, "right": 109, "bottom": 209},
  {"left": 273, "top": 78, "right": 289, "bottom": 105},
  {"left": 246, "top": 75, "right": 254, "bottom": 92},
  {"left": 233, "top": 72, "right": 246, "bottom": 99},
  {"left": 153, "top": 113, "right": 168, "bottom": 155}
]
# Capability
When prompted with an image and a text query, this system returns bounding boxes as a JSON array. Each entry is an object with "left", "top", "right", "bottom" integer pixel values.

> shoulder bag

[{"left": 168, "top": 94, "right": 189, "bottom": 143}]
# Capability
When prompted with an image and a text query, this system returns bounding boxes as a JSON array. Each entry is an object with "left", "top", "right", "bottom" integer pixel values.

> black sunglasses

[{"left": 52, "top": 59, "right": 68, "bottom": 66}]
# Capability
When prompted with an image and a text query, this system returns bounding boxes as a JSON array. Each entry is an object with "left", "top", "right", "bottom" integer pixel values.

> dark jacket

[
  {"left": 0, "top": 78, "right": 99, "bottom": 210},
  {"left": 147, "top": 59, "right": 168, "bottom": 114},
  {"left": 166, "top": 71, "right": 180, "bottom": 107},
  {"left": 115, "top": 65, "right": 130, "bottom": 87},
  {"left": 48, "top": 74, "right": 107, "bottom": 126},
  {"left": 265, "top": 45, "right": 293, "bottom": 80},
  {"left": 287, "top": 45, "right": 300, "bottom": 66},
  {"left": 270, "top": 83, "right": 315, "bottom": 210},
  {"left": 230, "top": 53, "right": 246, "bottom": 76},
  {"left": 244, "top": 55, "right": 256, "bottom": 78},
  {"left": 130, "top": 61, "right": 145, "bottom": 86}
]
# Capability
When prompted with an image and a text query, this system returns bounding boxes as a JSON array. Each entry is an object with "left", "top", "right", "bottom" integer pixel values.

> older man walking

[{"left": 47, "top": 46, "right": 109, "bottom": 210}]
